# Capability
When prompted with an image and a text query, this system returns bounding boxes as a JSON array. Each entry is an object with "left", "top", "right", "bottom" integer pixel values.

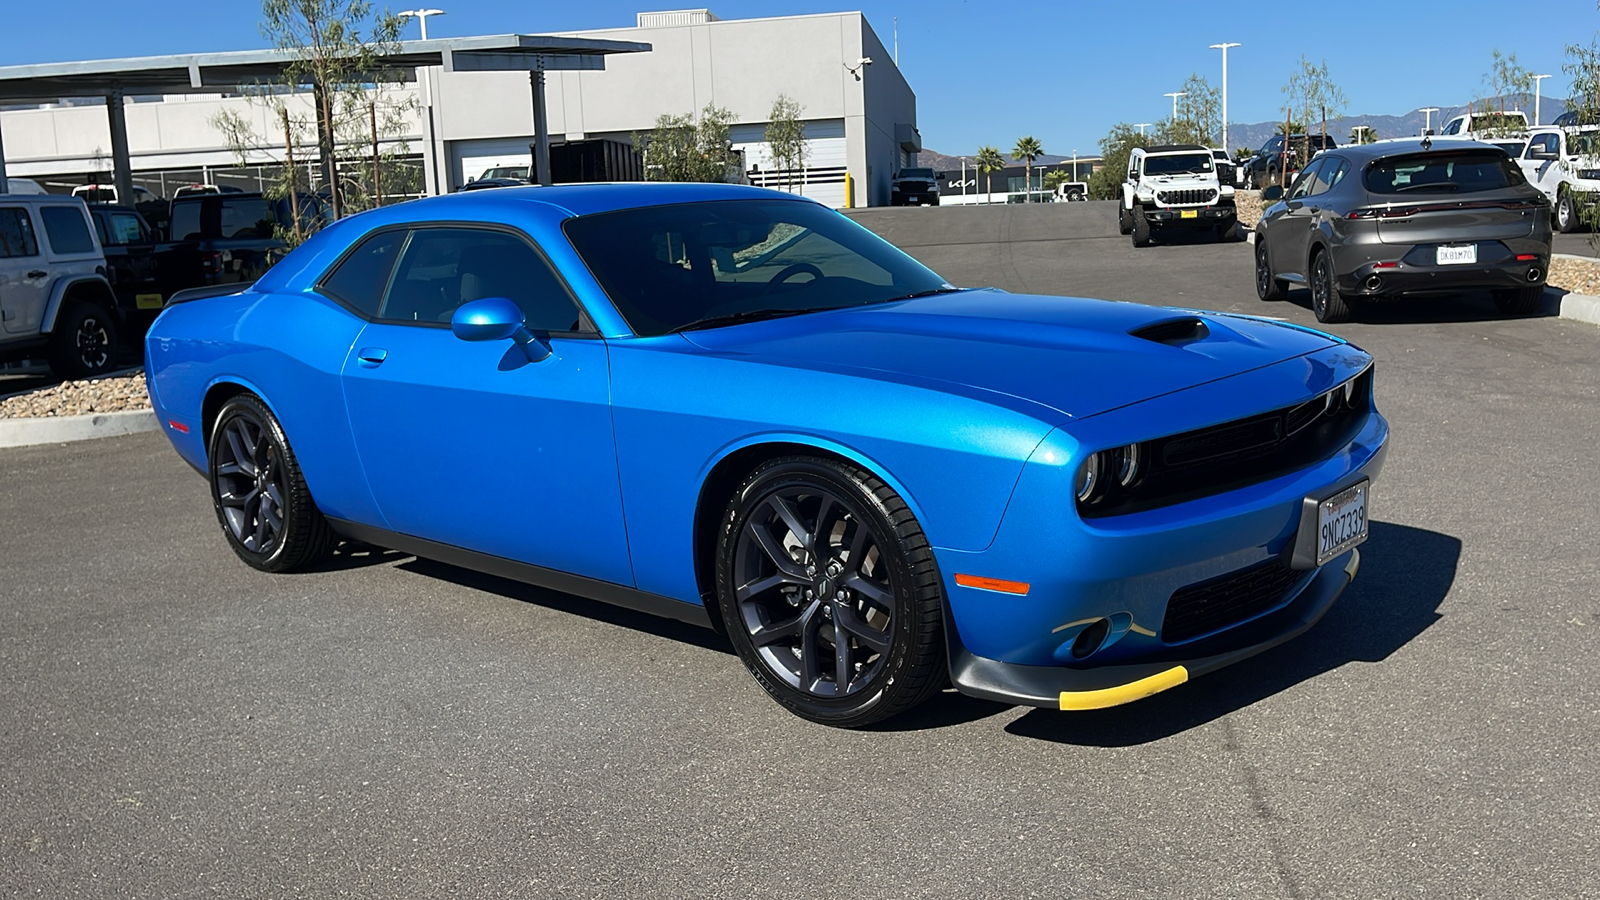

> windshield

[
  {"left": 563, "top": 199, "right": 950, "bottom": 336},
  {"left": 1364, "top": 151, "right": 1525, "bottom": 194},
  {"left": 898, "top": 168, "right": 935, "bottom": 179},
  {"left": 1144, "top": 154, "right": 1213, "bottom": 176}
]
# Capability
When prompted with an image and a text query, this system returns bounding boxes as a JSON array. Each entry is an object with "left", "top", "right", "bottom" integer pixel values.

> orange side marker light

[{"left": 954, "top": 574, "right": 1030, "bottom": 595}]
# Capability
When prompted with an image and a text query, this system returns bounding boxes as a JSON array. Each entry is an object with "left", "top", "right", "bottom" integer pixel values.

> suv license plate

[
  {"left": 1317, "top": 481, "right": 1369, "bottom": 566},
  {"left": 1437, "top": 244, "right": 1477, "bottom": 265},
  {"left": 1180, "top": 209, "right": 1199, "bottom": 219}
]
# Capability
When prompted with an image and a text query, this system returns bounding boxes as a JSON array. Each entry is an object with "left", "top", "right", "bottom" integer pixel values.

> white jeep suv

[
  {"left": 1118, "top": 143, "right": 1237, "bottom": 246},
  {"left": 0, "top": 195, "right": 121, "bottom": 379}
]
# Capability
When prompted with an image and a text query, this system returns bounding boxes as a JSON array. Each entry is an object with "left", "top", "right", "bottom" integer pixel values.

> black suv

[{"left": 1243, "top": 134, "right": 1338, "bottom": 189}]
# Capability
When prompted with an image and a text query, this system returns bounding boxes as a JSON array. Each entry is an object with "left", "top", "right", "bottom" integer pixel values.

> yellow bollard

[{"left": 845, "top": 171, "right": 854, "bottom": 208}]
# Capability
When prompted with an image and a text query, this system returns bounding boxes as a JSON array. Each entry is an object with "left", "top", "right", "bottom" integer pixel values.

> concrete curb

[
  {"left": 1558, "top": 292, "right": 1600, "bottom": 326},
  {"left": 0, "top": 409, "right": 159, "bottom": 450}
]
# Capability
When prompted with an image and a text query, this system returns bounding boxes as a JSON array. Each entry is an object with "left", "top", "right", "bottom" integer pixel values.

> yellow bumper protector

[{"left": 1059, "top": 665, "right": 1189, "bottom": 711}]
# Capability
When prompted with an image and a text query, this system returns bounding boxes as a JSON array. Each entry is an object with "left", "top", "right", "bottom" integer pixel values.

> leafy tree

[
  {"left": 1566, "top": 5, "right": 1600, "bottom": 237},
  {"left": 1483, "top": 49, "right": 1535, "bottom": 115},
  {"left": 1275, "top": 120, "right": 1308, "bottom": 135},
  {"left": 764, "top": 94, "right": 808, "bottom": 193},
  {"left": 211, "top": 0, "right": 415, "bottom": 228},
  {"left": 1088, "top": 122, "right": 1150, "bottom": 200},
  {"left": 1282, "top": 55, "right": 1348, "bottom": 139},
  {"left": 1165, "top": 73, "right": 1221, "bottom": 146},
  {"left": 1043, "top": 169, "right": 1073, "bottom": 191},
  {"left": 1233, "top": 147, "right": 1254, "bottom": 163},
  {"left": 634, "top": 105, "right": 739, "bottom": 183},
  {"left": 975, "top": 145, "right": 1006, "bottom": 202},
  {"left": 1012, "top": 136, "right": 1044, "bottom": 202}
]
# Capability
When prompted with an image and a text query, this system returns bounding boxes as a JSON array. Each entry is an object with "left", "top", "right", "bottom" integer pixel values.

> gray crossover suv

[{"left": 1254, "top": 138, "right": 1552, "bottom": 323}]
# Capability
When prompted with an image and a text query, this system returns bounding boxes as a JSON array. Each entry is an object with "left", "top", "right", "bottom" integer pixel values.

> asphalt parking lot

[{"left": 4, "top": 200, "right": 1598, "bottom": 898}]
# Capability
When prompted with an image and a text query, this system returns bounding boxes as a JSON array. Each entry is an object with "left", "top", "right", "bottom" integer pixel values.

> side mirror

[
  {"left": 451, "top": 296, "right": 550, "bottom": 362},
  {"left": 1261, "top": 185, "right": 1285, "bottom": 202},
  {"left": 1530, "top": 149, "right": 1559, "bottom": 161}
]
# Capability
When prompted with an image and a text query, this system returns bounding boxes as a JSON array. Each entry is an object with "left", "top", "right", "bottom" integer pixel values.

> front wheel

[
  {"left": 1131, "top": 207, "right": 1152, "bottom": 247},
  {"left": 715, "top": 457, "right": 946, "bottom": 727},
  {"left": 209, "top": 393, "right": 338, "bottom": 572},
  {"left": 1310, "top": 249, "right": 1354, "bottom": 323},
  {"left": 1492, "top": 285, "right": 1545, "bottom": 315}
]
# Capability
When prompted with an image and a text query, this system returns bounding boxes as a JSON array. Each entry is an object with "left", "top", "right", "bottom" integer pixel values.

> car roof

[
  {"left": 392, "top": 182, "right": 814, "bottom": 218},
  {"left": 1321, "top": 137, "right": 1507, "bottom": 162},
  {"left": 1140, "top": 143, "right": 1209, "bottom": 154}
]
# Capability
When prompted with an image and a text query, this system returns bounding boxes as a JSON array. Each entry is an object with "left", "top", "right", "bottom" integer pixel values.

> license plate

[
  {"left": 135, "top": 293, "right": 164, "bottom": 309},
  {"left": 1436, "top": 244, "right": 1477, "bottom": 265},
  {"left": 1317, "top": 481, "right": 1369, "bottom": 566},
  {"left": 1180, "top": 209, "right": 1199, "bottom": 219}
]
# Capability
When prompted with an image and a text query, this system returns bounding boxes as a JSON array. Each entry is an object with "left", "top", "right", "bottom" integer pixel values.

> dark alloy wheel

[
  {"left": 47, "top": 302, "right": 119, "bottom": 380},
  {"left": 209, "top": 393, "right": 337, "bottom": 573},
  {"left": 1255, "top": 239, "right": 1286, "bottom": 300},
  {"left": 715, "top": 457, "right": 945, "bottom": 727},
  {"left": 1492, "top": 284, "right": 1545, "bottom": 315},
  {"left": 1557, "top": 191, "right": 1581, "bottom": 234},
  {"left": 1310, "top": 249, "right": 1353, "bottom": 323}
]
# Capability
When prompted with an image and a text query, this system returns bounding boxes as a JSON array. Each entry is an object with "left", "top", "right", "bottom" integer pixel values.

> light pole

[
  {"left": 1134, "top": 123, "right": 1153, "bottom": 137},
  {"left": 399, "top": 8, "right": 445, "bottom": 39},
  {"left": 960, "top": 157, "right": 971, "bottom": 203},
  {"left": 1418, "top": 107, "right": 1440, "bottom": 135},
  {"left": 1164, "top": 92, "right": 1187, "bottom": 127},
  {"left": 1351, "top": 125, "right": 1371, "bottom": 144},
  {"left": 1209, "top": 42, "right": 1240, "bottom": 150},
  {"left": 1533, "top": 74, "right": 1552, "bottom": 125}
]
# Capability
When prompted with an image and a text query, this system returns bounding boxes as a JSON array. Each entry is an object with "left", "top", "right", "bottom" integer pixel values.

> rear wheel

[
  {"left": 47, "top": 301, "right": 119, "bottom": 380},
  {"left": 1255, "top": 239, "right": 1286, "bottom": 300},
  {"left": 209, "top": 393, "right": 338, "bottom": 573},
  {"left": 715, "top": 457, "right": 946, "bottom": 728},
  {"left": 1556, "top": 191, "right": 1581, "bottom": 234},
  {"left": 1492, "top": 285, "right": 1545, "bottom": 315},
  {"left": 1117, "top": 203, "right": 1133, "bottom": 234},
  {"left": 1131, "top": 207, "right": 1152, "bottom": 247},
  {"left": 1310, "top": 249, "right": 1354, "bottom": 323}
]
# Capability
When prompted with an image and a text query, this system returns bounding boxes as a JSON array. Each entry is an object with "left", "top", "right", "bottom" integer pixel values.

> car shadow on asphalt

[
  {"left": 301, "top": 540, "right": 412, "bottom": 572},
  {"left": 1001, "top": 520, "right": 1459, "bottom": 746},
  {"left": 1276, "top": 287, "right": 1562, "bottom": 324},
  {"left": 396, "top": 557, "right": 737, "bottom": 656}
]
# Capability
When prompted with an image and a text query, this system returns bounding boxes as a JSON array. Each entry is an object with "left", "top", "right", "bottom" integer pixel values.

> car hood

[{"left": 679, "top": 290, "right": 1340, "bottom": 420}]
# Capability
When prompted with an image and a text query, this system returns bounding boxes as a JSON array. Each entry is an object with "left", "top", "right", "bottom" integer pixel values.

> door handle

[
  {"left": 357, "top": 347, "right": 388, "bottom": 367},
  {"left": 27, "top": 270, "right": 47, "bottom": 279}
]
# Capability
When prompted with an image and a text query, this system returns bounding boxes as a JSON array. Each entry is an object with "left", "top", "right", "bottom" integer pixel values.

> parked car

[
  {"left": 890, "top": 167, "right": 940, "bottom": 206},
  {"left": 0, "top": 194, "right": 123, "bottom": 378},
  {"left": 88, "top": 205, "right": 181, "bottom": 341},
  {"left": 476, "top": 165, "right": 530, "bottom": 181},
  {"left": 1434, "top": 110, "right": 1529, "bottom": 140},
  {"left": 1052, "top": 181, "right": 1089, "bottom": 202},
  {"left": 1212, "top": 148, "right": 1238, "bottom": 187},
  {"left": 164, "top": 191, "right": 328, "bottom": 291},
  {"left": 72, "top": 183, "right": 162, "bottom": 207},
  {"left": 457, "top": 176, "right": 536, "bottom": 192},
  {"left": 1254, "top": 138, "right": 1551, "bottom": 323},
  {"left": 5, "top": 178, "right": 48, "bottom": 195},
  {"left": 172, "top": 183, "right": 242, "bottom": 199},
  {"left": 145, "top": 182, "right": 1387, "bottom": 727},
  {"left": 1118, "top": 144, "right": 1237, "bottom": 245},
  {"left": 1514, "top": 125, "right": 1600, "bottom": 233},
  {"left": 1242, "top": 134, "right": 1338, "bottom": 189}
]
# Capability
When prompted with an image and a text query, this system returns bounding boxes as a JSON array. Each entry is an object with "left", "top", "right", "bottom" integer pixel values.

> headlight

[
  {"left": 1114, "top": 443, "right": 1142, "bottom": 487},
  {"left": 1074, "top": 452, "right": 1102, "bottom": 502}
]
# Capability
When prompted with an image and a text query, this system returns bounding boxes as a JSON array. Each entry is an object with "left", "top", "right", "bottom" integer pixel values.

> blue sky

[{"left": 7, "top": 0, "right": 1600, "bottom": 155}]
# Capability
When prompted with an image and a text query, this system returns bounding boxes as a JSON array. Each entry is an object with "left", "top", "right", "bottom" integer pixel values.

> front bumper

[
  {"left": 1142, "top": 205, "right": 1236, "bottom": 227},
  {"left": 952, "top": 548, "right": 1360, "bottom": 709}
]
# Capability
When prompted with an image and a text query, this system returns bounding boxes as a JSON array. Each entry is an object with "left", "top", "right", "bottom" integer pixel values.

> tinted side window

[
  {"left": 1527, "top": 134, "right": 1559, "bottom": 157},
  {"left": 319, "top": 229, "right": 406, "bottom": 316},
  {"left": 1288, "top": 160, "right": 1325, "bottom": 200},
  {"left": 41, "top": 206, "right": 96, "bottom": 254},
  {"left": 102, "top": 213, "right": 145, "bottom": 245},
  {"left": 0, "top": 208, "right": 40, "bottom": 258},
  {"left": 379, "top": 228, "right": 581, "bottom": 332},
  {"left": 1308, "top": 159, "right": 1346, "bottom": 196}
]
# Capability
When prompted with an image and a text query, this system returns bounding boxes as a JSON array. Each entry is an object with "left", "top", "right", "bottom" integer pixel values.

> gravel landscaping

[{"left": 0, "top": 371, "right": 151, "bottom": 419}]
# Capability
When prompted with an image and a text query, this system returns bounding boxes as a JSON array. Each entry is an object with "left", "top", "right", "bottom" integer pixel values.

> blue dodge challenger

[{"left": 146, "top": 183, "right": 1387, "bottom": 727}]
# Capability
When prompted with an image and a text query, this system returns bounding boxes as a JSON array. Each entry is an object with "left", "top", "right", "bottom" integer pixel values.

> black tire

[
  {"left": 1255, "top": 238, "right": 1286, "bottom": 300},
  {"left": 1556, "top": 191, "right": 1581, "bottom": 234},
  {"left": 715, "top": 456, "right": 946, "bottom": 727},
  {"left": 1131, "top": 207, "right": 1152, "bottom": 247},
  {"left": 1310, "top": 248, "right": 1354, "bottom": 323},
  {"left": 1117, "top": 202, "right": 1133, "bottom": 235},
  {"left": 1492, "top": 285, "right": 1545, "bottom": 315},
  {"left": 46, "top": 301, "right": 119, "bottom": 380},
  {"left": 208, "top": 393, "right": 338, "bottom": 573},
  {"left": 1067, "top": 188, "right": 1085, "bottom": 202}
]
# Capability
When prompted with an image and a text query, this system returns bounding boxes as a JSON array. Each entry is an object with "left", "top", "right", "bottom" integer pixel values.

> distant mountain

[{"left": 1224, "top": 93, "right": 1569, "bottom": 153}]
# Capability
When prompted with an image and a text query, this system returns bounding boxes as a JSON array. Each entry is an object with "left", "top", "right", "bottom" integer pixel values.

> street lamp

[
  {"left": 398, "top": 8, "right": 445, "bottom": 39},
  {"left": 1134, "top": 123, "right": 1153, "bottom": 136},
  {"left": 1210, "top": 42, "right": 1240, "bottom": 150},
  {"left": 1418, "top": 107, "right": 1440, "bottom": 135},
  {"left": 1351, "top": 125, "right": 1372, "bottom": 144},
  {"left": 1164, "top": 91, "right": 1187, "bottom": 124},
  {"left": 1533, "top": 74, "right": 1552, "bottom": 125}
]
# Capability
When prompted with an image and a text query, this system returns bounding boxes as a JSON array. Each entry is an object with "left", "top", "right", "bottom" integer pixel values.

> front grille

[
  {"left": 1157, "top": 188, "right": 1218, "bottom": 205},
  {"left": 897, "top": 182, "right": 932, "bottom": 192},
  {"left": 1162, "top": 557, "right": 1307, "bottom": 643},
  {"left": 1078, "top": 367, "right": 1374, "bottom": 519}
]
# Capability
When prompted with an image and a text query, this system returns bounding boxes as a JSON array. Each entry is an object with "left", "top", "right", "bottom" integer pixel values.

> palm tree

[
  {"left": 1043, "top": 169, "right": 1072, "bottom": 196},
  {"left": 975, "top": 145, "right": 1005, "bottom": 203},
  {"left": 1013, "top": 136, "right": 1044, "bottom": 202}
]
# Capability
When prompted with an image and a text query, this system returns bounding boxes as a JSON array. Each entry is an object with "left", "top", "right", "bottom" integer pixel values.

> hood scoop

[{"left": 1129, "top": 316, "right": 1211, "bottom": 346}]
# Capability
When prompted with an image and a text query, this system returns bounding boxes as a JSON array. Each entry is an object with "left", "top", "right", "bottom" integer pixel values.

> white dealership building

[{"left": 0, "top": 9, "right": 921, "bottom": 207}]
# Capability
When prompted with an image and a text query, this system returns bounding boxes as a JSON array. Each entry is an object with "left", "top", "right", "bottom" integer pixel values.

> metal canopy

[
  {"left": 0, "top": 34, "right": 649, "bottom": 102},
  {"left": 0, "top": 34, "right": 649, "bottom": 196}
]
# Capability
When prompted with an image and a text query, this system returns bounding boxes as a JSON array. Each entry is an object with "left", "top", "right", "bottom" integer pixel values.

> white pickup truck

[
  {"left": 1513, "top": 125, "right": 1600, "bottom": 233},
  {"left": 1434, "top": 110, "right": 1530, "bottom": 140}
]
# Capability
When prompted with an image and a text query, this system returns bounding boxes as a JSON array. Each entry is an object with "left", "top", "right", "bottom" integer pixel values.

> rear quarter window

[
  {"left": 1364, "top": 152, "right": 1525, "bottom": 194},
  {"left": 40, "top": 206, "right": 97, "bottom": 255},
  {"left": 0, "top": 208, "right": 40, "bottom": 258}
]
